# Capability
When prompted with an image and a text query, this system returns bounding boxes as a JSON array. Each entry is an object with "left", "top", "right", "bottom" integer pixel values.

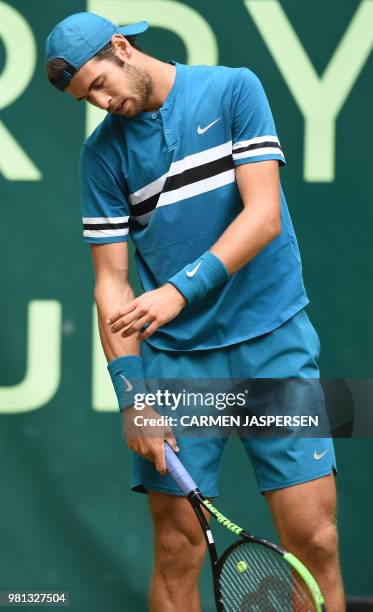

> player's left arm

[
  {"left": 214, "top": 67, "right": 284, "bottom": 271},
  {"left": 210, "top": 159, "right": 281, "bottom": 274}
]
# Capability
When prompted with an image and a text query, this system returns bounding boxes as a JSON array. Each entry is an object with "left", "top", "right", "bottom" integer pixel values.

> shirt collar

[
  {"left": 139, "top": 61, "right": 185, "bottom": 118},
  {"left": 161, "top": 61, "right": 186, "bottom": 108}
]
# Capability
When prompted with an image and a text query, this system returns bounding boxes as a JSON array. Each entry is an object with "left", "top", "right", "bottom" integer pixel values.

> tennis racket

[{"left": 164, "top": 443, "right": 326, "bottom": 612}]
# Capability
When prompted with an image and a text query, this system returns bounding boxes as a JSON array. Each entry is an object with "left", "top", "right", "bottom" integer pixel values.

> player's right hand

[{"left": 123, "top": 404, "right": 179, "bottom": 475}]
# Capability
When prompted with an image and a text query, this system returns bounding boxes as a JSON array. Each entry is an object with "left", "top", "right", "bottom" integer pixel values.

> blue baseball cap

[{"left": 46, "top": 12, "right": 149, "bottom": 91}]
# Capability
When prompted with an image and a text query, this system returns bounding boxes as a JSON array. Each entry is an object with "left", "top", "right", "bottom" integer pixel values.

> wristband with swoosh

[
  {"left": 168, "top": 251, "right": 229, "bottom": 304},
  {"left": 107, "top": 355, "right": 147, "bottom": 413}
]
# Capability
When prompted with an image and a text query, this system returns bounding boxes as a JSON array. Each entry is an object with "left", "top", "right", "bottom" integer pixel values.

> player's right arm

[
  {"left": 80, "top": 139, "right": 177, "bottom": 473},
  {"left": 91, "top": 241, "right": 138, "bottom": 362},
  {"left": 91, "top": 241, "right": 178, "bottom": 473}
]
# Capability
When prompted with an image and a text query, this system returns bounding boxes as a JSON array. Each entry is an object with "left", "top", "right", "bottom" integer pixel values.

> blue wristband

[
  {"left": 107, "top": 356, "right": 147, "bottom": 413},
  {"left": 168, "top": 251, "right": 229, "bottom": 304}
]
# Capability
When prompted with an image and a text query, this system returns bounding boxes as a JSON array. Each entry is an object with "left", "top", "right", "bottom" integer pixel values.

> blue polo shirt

[{"left": 80, "top": 62, "right": 308, "bottom": 351}]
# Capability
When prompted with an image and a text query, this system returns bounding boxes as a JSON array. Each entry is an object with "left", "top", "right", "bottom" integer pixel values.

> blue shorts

[{"left": 132, "top": 309, "right": 337, "bottom": 496}]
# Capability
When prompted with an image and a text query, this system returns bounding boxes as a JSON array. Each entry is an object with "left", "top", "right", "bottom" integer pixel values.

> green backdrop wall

[{"left": 1, "top": 1, "right": 372, "bottom": 610}]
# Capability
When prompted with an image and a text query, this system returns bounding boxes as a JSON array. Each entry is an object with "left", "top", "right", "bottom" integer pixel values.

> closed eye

[
  {"left": 76, "top": 74, "right": 104, "bottom": 102},
  {"left": 92, "top": 79, "right": 104, "bottom": 90}
]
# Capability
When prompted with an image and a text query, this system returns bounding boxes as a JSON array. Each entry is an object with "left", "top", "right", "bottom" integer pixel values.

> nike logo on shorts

[{"left": 313, "top": 449, "right": 329, "bottom": 461}]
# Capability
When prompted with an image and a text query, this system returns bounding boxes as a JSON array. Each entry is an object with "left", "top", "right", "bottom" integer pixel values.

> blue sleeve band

[
  {"left": 168, "top": 251, "right": 229, "bottom": 304},
  {"left": 107, "top": 355, "right": 147, "bottom": 413}
]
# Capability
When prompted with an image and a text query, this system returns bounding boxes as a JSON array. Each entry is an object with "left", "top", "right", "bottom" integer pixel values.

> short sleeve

[
  {"left": 80, "top": 143, "right": 129, "bottom": 244},
  {"left": 231, "top": 68, "right": 286, "bottom": 167}
]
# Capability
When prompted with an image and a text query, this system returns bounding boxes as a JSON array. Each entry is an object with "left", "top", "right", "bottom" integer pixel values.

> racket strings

[{"left": 218, "top": 542, "right": 317, "bottom": 611}]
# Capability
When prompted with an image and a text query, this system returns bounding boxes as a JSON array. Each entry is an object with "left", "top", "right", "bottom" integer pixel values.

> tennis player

[{"left": 46, "top": 13, "right": 345, "bottom": 611}]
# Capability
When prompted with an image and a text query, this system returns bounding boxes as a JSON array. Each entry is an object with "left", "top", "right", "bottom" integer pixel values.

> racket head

[{"left": 216, "top": 538, "right": 325, "bottom": 612}]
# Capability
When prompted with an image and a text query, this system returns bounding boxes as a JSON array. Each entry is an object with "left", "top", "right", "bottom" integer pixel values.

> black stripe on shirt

[
  {"left": 233, "top": 141, "right": 283, "bottom": 155},
  {"left": 163, "top": 154, "right": 233, "bottom": 192},
  {"left": 129, "top": 154, "right": 234, "bottom": 218},
  {"left": 83, "top": 222, "right": 128, "bottom": 230},
  {"left": 129, "top": 193, "right": 160, "bottom": 218}
]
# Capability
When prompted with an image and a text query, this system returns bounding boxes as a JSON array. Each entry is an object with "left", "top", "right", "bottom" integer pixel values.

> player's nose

[{"left": 92, "top": 92, "right": 112, "bottom": 110}]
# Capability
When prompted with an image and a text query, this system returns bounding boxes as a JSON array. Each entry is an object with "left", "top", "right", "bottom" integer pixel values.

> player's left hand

[{"left": 107, "top": 283, "right": 187, "bottom": 340}]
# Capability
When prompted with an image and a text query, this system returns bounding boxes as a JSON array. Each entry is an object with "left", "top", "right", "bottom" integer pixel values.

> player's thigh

[
  {"left": 148, "top": 491, "right": 209, "bottom": 559},
  {"left": 265, "top": 473, "right": 337, "bottom": 549}
]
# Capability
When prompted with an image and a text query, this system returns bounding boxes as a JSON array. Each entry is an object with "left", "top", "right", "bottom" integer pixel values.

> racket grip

[{"left": 164, "top": 443, "right": 198, "bottom": 496}]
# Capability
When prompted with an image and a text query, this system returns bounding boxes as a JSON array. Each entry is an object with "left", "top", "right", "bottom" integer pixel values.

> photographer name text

[{"left": 133, "top": 415, "right": 319, "bottom": 428}]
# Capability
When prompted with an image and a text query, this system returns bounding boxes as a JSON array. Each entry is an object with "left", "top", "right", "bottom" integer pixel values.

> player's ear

[{"left": 111, "top": 34, "right": 132, "bottom": 61}]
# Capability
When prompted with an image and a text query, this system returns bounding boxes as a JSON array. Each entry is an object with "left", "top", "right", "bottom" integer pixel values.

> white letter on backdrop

[
  {"left": 245, "top": 0, "right": 373, "bottom": 182},
  {"left": 0, "top": 301, "right": 61, "bottom": 413},
  {"left": 0, "top": 2, "right": 41, "bottom": 180}
]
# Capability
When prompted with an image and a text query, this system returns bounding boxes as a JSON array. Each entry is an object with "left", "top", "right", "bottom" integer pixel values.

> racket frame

[
  {"left": 186, "top": 489, "right": 326, "bottom": 612},
  {"left": 164, "top": 443, "right": 326, "bottom": 611}
]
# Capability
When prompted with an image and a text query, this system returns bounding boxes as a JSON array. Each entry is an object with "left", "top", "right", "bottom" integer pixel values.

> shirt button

[
  {"left": 165, "top": 128, "right": 171, "bottom": 134},
  {"left": 151, "top": 113, "right": 157, "bottom": 119}
]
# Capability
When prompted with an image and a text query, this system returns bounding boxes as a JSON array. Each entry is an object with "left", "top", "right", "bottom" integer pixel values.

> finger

[
  {"left": 165, "top": 429, "right": 179, "bottom": 453},
  {"left": 111, "top": 308, "right": 145, "bottom": 333},
  {"left": 134, "top": 442, "right": 152, "bottom": 461},
  {"left": 138, "top": 320, "right": 160, "bottom": 341},
  {"left": 107, "top": 302, "right": 137, "bottom": 324},
  {"left": 121, "top": 314, "right": 152, "bottom": 338},
  {"left": 153, "top": 447, "right": 167, "bottom": 475}
]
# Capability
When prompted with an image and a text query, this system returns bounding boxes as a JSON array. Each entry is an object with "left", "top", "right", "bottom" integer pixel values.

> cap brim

[{"left": 118, "top": 20, "right": 149, "bottom": 37}]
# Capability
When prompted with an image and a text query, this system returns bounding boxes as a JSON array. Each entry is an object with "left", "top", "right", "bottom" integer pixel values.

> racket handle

[{"left": 164, "top": 443, "right": 198, "bottom": 496}]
